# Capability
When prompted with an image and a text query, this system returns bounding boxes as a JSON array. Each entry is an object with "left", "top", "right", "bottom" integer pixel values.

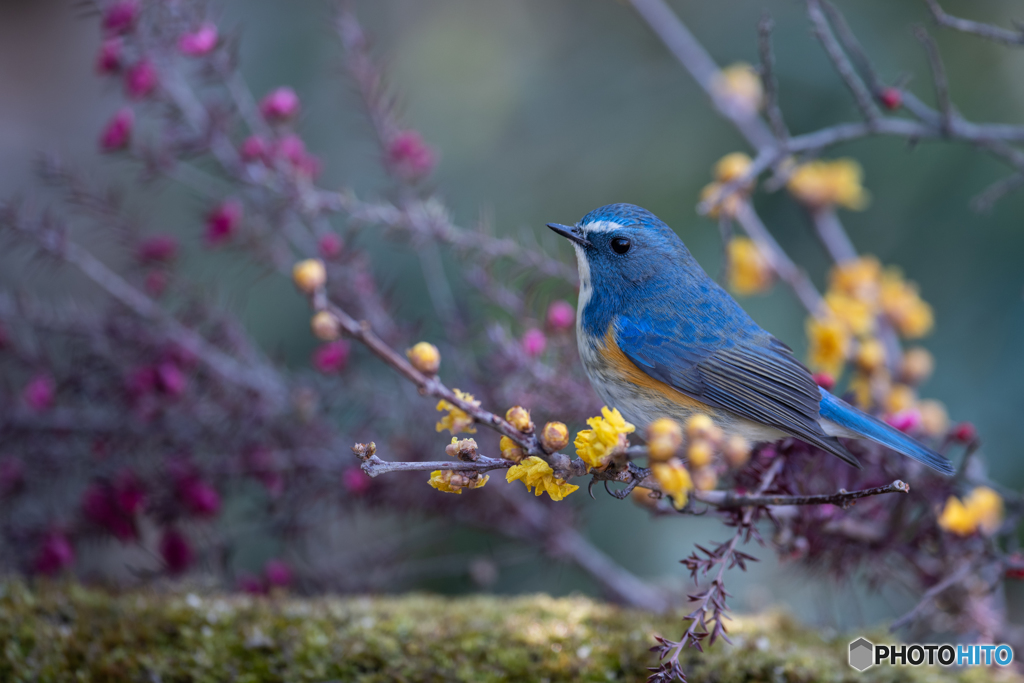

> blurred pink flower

[
  {"left": 96, "top": 38, "right": 122, "bottom": 74},
  {"left": 952, "top": 422, "right": 977, "bottom": 443},
  {"left": 156, "top": 361, "right": 186, "bottom": 397},
  {"left": 180, "top": 478, "right": 221, "bottom": 517},
  {"left": 23, "top": 374, "right": 55, "bottom": 412},
  {"left": 318, "top": 233, "right": 343, "bottom": 259},
  {"left": 125, "top": 59, "right": 158, "bottom": 99},
  {"left": 259, "top": 87, "right": 300, "bottom": 122},
  {"left": 178, "top": 22, "right": 218, "bottom": 56},
  {"left": 237, "top": 573, "right": 266, "bottom": 594},
  {"left": 126, "top": 365, "right": 157, "bottom": 400},
  {"left": 240, "top": 135, "right": 271, "bottom": 163},
  {"left": 342, "top": 468, "right": 371, "bottom": 496},
  {"left": 100, "top": 107, "right": 133, "bottom": 151},
  {"left": 137, "top": 234, "right": 178, "bottom": 263},
  {"left": 274, "top": 134, "right": 321, "bottom": 179},
  {"left": 0, "top": 457, "right": 24, "bottom": 496},
  {"left": 102, "top": 0, "right": 139, "bottom": 35},
  {"left": 82, "top": 483, "right": 137, "bottom": 541},
  {"left": 546, "top": 300, "right": 574, "bottom": 331},
  {"left": 312, "top": 341, "right": 350, "bottom": 374},
  {"left": 885, "top": 409, "right": 921, "bottom": 433},
  {"left": 811, "top": 372, "right": 835, "bottom": 391},
  {"left": 114, "top": 469, "right": 147, "bottom": 515},
  {"left": 264, "top": 559, "right": 292, "bottom": 587},
  {"left": 144, "top": 270, "right": 168, "bottom": 297},
  {"left": 245, "top": 446, "right": 284, "bottom": 498},
  {"left": 34, "top": 531, "right": 75, "bottom": 576},
  {"left": 388, "top": 130, "right": 436, "bottom": 179},
  {"left": 159, "top": 528, "right": 193, "bottom": 574},
  {"left": 521, "top": 328, "right": 546, "bottom": 357},
  {"left": 205, "top": 199, "right": 243, "bottom": 245}
]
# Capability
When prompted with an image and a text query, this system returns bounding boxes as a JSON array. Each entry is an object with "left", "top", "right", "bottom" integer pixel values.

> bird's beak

[{"left": 547, "top": 223, "right": 593, "bottom": 248}]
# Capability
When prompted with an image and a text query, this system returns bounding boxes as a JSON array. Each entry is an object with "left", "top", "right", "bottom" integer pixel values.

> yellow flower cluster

[
  {"left": 713, "top": 63, "right": 763, "bottom": 117},
  {"left": 428, "top": 469, "right": 489, "bottom": 494},
  {"left": 435, "top": 389, "right": 479, "bottom": 434},
  {"left": 880, "top": 269, "right": 934, "bottom": 339},
  {"left": 786, "top": 158, "right": 869, "bottom": 211},
  {"left": 407, "top": 342, "right": 441, "bottom": 375},
  {"left": 700, "top": 152, "right": 753, "bottom": 220},
  {"left": 506, "top": 456, "right": 579, "bottom": 501},
  {"left": 938, "top": 487, "right": 1004, "bottom": 536},
  {"left": 574, "top": 407, "right": 635, "bottom": 472},
  {"left": 726, "top": 237, "right": 773, "bottom": 296}
]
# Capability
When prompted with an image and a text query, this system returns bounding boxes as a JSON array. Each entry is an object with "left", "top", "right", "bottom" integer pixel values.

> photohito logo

[{"left": 849, "top": 637, "right": 1013, "bottom": 671}]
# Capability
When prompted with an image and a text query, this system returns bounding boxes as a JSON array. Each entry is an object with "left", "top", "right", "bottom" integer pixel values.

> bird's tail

[{"left": 818, "top": 388, "right": 956, "bottom": 476}]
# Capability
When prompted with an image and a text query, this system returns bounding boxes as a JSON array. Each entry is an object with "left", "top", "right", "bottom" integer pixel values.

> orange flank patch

[{"left": 600, "top": 327, "right": 715, "bottom": 415}]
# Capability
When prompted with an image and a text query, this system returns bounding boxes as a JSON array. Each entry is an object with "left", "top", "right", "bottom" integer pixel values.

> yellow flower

[
  {"left": 539, "top": 421, "right": 570, "bottom": 452},
  {"left": 574, "top": 407, "right": 635, "bottom": 472},
  {"left": 880, "top": 269, "right": 933, "bottom": 339},
  {"left": 436, "top": 389, "right": 479, "bottom": 434},
  {"left": 722, "top": 435, "right": 751, "bottom": 468},
  {"left": 824, "top": 291, "right": 875, "bottom": 336},
  {"left": 506, "top": 456, "right": 578, "bottom": 501},
  {"left": 652, "top": 459, "right": 693, "bottom": 510},
  {"left": 938, "top": 487, "right": 1004, "bottom": 536},
  {"left": 899, "top": 347, "right": 934, "bottom": 385},
  {"left": 505, "top": 406, "right": 534, "bottom": 433},
  {"left": 713, "top": 63, "right": 763, "bottom": 116},
  {"left": 937, "top": 496, "right": 975, "bottom": 536},
  {"left": 885, "top": 384, "right": 916, "bottom": 414},
  {"left": 692, "top": 467, "right": 718, "bottom": 492},
  {"left": 687, "top": 440, "right": 714, "bottom": 468},
  {"left": 806, "top": 316, "right": 851, "bottom": 379},
  {"left": 786, "top": 158, "right": 870, "bottom": 211},
  {"left": 854, "top": 337, "right": 886, "bottom": 373},
  {"left": 407, "top": 342, "right": 441, "bottom": 375},
  {"left": 311, "top": 311, "right": 341, "bottom": 341},
  {"left": 829, "top": 256, "right": 881, "bottom": 302},
  {"left": 428, "top": 469, "right": 488, "bottom": 494},
  {"left": 713, "top": 152, "right": 754, "bottom": 184},
  {"left": 499, "top": 436, "right": 526, "bottom": 463},
  {"left": 727, "top": 237, "right": 773, "bottom": 296},
  {"left": 918, "top": 399, "right": 949, "bottom": 437},
  {"left": 647, "top": 418, "right": 683, "bottom": 462},
  {"left": 685, "top": 414, "right": 723, "bottom": 443},
  {"left": 292, "top": 258, "right": 326, "bottom": 293},
  {"left": 700, "top": 182, "right": 742, "bottom": 220}
]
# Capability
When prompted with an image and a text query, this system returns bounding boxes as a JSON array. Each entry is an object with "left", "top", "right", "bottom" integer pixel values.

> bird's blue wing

[{"left": 615, "top": 315, "right": 860, "bottom": 465}]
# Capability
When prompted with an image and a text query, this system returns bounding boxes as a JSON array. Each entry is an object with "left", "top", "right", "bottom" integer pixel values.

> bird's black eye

[{"left": 610, "top": 237, "right": 631, "bottom": 254}]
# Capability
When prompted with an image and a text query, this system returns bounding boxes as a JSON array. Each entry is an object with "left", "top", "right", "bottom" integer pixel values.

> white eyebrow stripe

[{"left": 580, "top": 220, "right": 625, "bottom": 234}]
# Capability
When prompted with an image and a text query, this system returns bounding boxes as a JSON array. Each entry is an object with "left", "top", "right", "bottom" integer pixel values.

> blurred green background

[{"left": 1, "top": 0, "right": 1022, "bottom": 628}]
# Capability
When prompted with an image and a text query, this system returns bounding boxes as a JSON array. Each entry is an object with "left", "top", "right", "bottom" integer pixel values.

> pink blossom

[
  {"left": 125, "top": 59, "right": 158, "bottom": 99},
  {"left": 240, "top": 135, "right": 271, "bottom": 163},
  {"left": 312, "top": 341, "right": 350, "bottom": 374},
  {"left": 178, "top": 22, "right": 218, "bottom": 56},
  {"left": 273, "top": 134, "right": 321, "bottom": 178},
  {"left": 34, "top": 531, "right": 75, "bottom": 576},
  {"left": 23, "top": 374, "right": 55, "bottom": 412},
  {"left": 0, "top": 457, "right": 24, "bottom": 496},
  {"left": 811, "top": 372, "right": 835, "bottom": 391},
  {"left": 245, "top": 446, "right": 284, "bottom": 498},
  {"left": 318, "top": 233, "right": 343, "bottom": 259},
  {"left": 96, "top": 38, "right": 123, "bottom": 74},
  {"left": 102, "top": 0, "right": 139, "bottom": 35},
  {"left": 159, "top": 528, "right": 193, "bottom": 574},
  {"left": 952, "top": 422, "right": 977, "bottom": 443},
  {"left": 342, "top": 468, "right": 371, "bottom": 496},
  {"left": 82, "top": 483, "right": 137, "bottom": 541},
  {"left": 137, "top": 234, "right": 178, "bottom": 263},
  {"left": 156, "top": 361, "right": 186, "bottom": 397},
  {"left": 521, "top": 328, "right": 546, "bottom": 357},
  {"left": 238, "top": 573, "right": 266, "bottom": 594},
  {"left": 388, "top": 130, "right": 436, "bottom": 179},
  {"left": 100, "top": 107, "right": 133, "bottom": 151},
  {"left": 546, "top": 300, "right": 575, "bottom": 331},
  {"left": 144, "top": 270, "right": 168, "bottom": 297},
  {"left": 205, "top": 199, "right": 243, "bottom": 245},
  {"left": 126, "top": 365, "right": 157, "bottom": 400},
  {"left": 114, "top": 469, "right": 146, "bottom": 515},
  {"left": 178, "top": 477, "right": 221, "bottom": 517},
  {"left": 264, "top": 559, "right": 292, "bottom": 587},
  {"left": 885, "top": 409, "right": 921, "bottom": 433},
  {"left": 259, "top": 87, "right": 300, "bottom": 122}
]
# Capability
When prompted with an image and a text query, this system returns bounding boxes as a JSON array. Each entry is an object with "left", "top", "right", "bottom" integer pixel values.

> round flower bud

[
  {"left": 713, "top": 152, "right": 753, "bottom": 184},
  {"left": 692, "top": 466, "right": 718, "bottom": 492},
  {"left": 899, "top": 347, "right": 934, "bottom": 385},
  {"left": 686, "top": 440, "right": 714, "bottom": 469},
  {"left": 685, "top": 414, "right": 722, "bottom": 444},
  {"left": 918, "top": 399, "right": 949, "bottom": 438},
  {"left": 646, "top": 418, "right": 683, "bottom": 462},
  {"left": 499, "top": 436, "right": 526, "bottom": 463},
  {"left": 722, "top": 435, "right": 751, "bottom": 468},
  {"left": 292, "top": 259, "right": 326, "bottom": 294},
  {"left": 445, "top": 437, "right": 479, "bottom": 461},
  {"left": 406, "top": 342, "right": 440, "bottom": 375},
  {"left": 540, "top": 421, "right": 569, "bottom": 453},
  {"left": 310, "top": 311, "right": 340, "bottom": 341},
  {"left": 505, "top": 406, "right": 534, "bottom": 433},
  {"left": 885, "top": 384, "right": 916, "bottom": 414},
  {"left": 855, "top": 338, "right": 886, "bottom": 373}
]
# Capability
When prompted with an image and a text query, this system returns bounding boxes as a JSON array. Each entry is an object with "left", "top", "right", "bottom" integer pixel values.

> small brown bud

[
  {"left": 445, "top": 437, "right": 479, "bottom": 461},
  {"left": 539, "top": 421, "right": 569, "bottom": 452},
  {"left": 406, "top": 342, "right": 440, "bottom": 375},
  {"left": 505, "top": 406, "right": 534, "bottom": 433},
  {"left": 311, "top": 311, "right": 341, "bottom": 341},
  {"left": 351, "top": 442, "right": 376, "bottom": 460}
]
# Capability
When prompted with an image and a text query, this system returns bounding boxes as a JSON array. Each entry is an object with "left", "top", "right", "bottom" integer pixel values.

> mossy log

[{"left": 0, "top": 581, "right": 1012, "bottom": 682}]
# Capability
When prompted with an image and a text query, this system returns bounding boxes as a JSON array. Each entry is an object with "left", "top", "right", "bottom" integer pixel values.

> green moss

[{"left": 0, "top": 580, "right": 1015, "bottom": 682}]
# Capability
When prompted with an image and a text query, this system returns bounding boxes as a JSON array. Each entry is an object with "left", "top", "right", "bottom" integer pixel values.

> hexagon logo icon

[{"left": 849, "top": 637, "right": 874, "bottom": 671}]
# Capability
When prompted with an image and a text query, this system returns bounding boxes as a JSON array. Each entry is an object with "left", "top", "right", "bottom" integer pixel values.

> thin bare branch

[
  {"left": 695, "top": 479, "right": 910, "bottom": 509},
  {"left": 913, "top": 26, "right": 954, "bottom": 133},
  {"left": 924, "top": 0, "right": 1024, "bottom": 46},
  {"left": 757, "top": 13, "right": 789, "bottom": 141},
  {"left": 806, "top": 0, "right": 881, "bottom": 124}
]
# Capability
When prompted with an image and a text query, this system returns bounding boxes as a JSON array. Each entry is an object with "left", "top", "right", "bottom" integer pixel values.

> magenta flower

[
  {"left": 102, "top": 0, "right": 139, "bottom": 35},
  {"left": 318, "top": 233, "right": 343, "bottom": 259},
  {"left": 34, "top": 531, "right": 75, "bottom": 576},
  {"left": 0, "top": 457, "right": 24, "bottom": 496},
  {"left": 885, "top": 409, "right": 921, "bottom": 433},
  {"left": 205, "top": 199, "right": 243, "bottom": 245},
  {"left": 96, "top": 38, "right": 123, "bottom": 75},
  {"left": 811, "top": 372, "right": 835, "bottom": 391},
  {"left": 521, "top": 328, "right": 547, "bottom": 357},
  {"left": 178, "top": 477, "right": 221, "bottom": 517},
  {"left": 156, "top": 361, "right": 186, "bottom": 398},
  {"left": 82, "top": 483, "right": 137, "bottom": 541},
  {"left": 312, "top": 341, "right": 350, "bottom": 374},
  {"left": 259, "top": 87, "right": 300, "bottom": 122},
  {"left": 178, "top": 22, "right": 219, "bottom": 56},
  {"left": 546, "top": 300, "right": 575, "bottom": 331},
  {"left": 237, "top": 573, "right": 266, "bottom": 594},
  {"left": 240, "top": 135, "right": 270, "bottom": 163},
  {"left": 114, "top": 469, "right": 146, "bottom": 515},
  {"left": 264, "top": 559, "right": 292, "bottom": 587},
  {"left": 144, "top": 271, "right": 168, "bottom": 297},
  {"left": 159, "top": 528, "right": 193, "bottom": 574},
  {"left": 124, "top": 59, "right": 158, "bottom": 99},
  {"left": 342, "top": 468, "right": 371, "bottom": 496},
  {"left": 100, "top": 107, "right": 134, "bottom": 151},
  {"left": 23, "top": 374, "right": 55, "bottom": 412},
  {"left": 137, "top": 234, "right": 178, "bottom": 263},
  {"left": 388, "top": 130, "right": 436, "bottom": 180}
]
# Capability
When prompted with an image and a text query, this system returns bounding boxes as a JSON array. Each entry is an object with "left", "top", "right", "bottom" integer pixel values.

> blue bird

[{"left": 548, "top": 203, "right": 954, "bottom": 475}]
